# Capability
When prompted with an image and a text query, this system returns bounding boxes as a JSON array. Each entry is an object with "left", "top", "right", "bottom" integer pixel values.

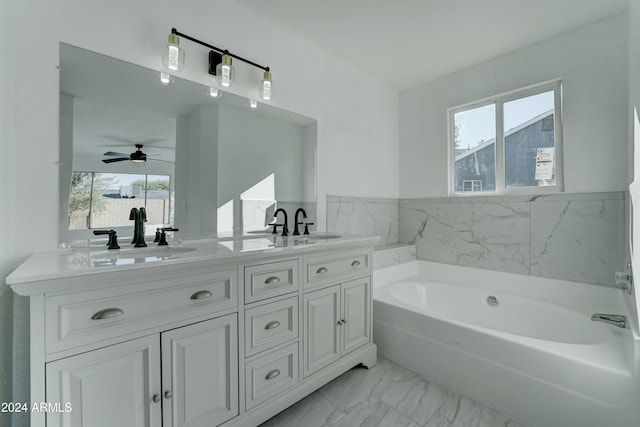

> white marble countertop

[{"left": 7, "top": 233, "right": 378, "bottom": 285}]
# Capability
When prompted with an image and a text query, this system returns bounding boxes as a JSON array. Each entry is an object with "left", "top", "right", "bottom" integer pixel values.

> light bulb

[
  {"left": 216, "top": 54, "right": 234, "bottom": 87},
  {"left": 249, "top": 99, "right": 258, "bottom": 109},
  {"left": 159, "top": 72, "right": 174, "bottom": 86},
  {"left": 261, "top": 70, "right": 273, "bottom": 101},
  {"left": 208, "top": 87, "right": 221, "bottom": 98},
  {"left": 162, "top": 33, "right": 185, "bottom": 72}
]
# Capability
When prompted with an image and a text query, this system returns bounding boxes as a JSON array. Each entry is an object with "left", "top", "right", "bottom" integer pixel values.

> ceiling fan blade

[
  {"left": 103, "top": 151, "right": 130, "bottom": 157},
  {"left": 102, "top": 157, "right": 130, "bottom": 163}
]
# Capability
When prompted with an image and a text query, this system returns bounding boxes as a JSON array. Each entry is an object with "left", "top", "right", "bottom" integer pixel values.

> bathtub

[{"left": 373, "top": 261, "right": 640, "bottom": 427}]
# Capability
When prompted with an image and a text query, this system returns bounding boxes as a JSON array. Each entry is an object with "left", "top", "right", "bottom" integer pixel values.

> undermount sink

[
  {"left": 307, "top": 233, "right": 342, "bottom": 239},
  {"left": 89, "top": 246, "right": 197, "bottom": 266},
  {"left": 297, "top": 233, "right": 342, "bottom": 241}
]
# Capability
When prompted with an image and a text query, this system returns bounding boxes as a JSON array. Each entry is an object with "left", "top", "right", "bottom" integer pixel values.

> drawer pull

[
  {"left": 265, "top": 369, "right": 280, "bottom": 380},
  {"left": 190, "top": 290, "right": 212, "bottom": 300},
  {"left": 91, "top": 308, "right": 124, "bottom": 320},
  {"left": 264, "top": 320, "right": 281, "bottom": 330},
  {"left": 316, "top": 267, "right": 328, "bottom": 274},
  {"left": 351, "top": 260, "right": 361, "bottom": 267},
  {"left": 264, "top": 276, "right": 281, "bottom": 284}
]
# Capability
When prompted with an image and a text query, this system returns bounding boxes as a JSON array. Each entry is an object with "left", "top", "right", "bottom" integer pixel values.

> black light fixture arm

[{"left": 171, "top": 28, "right": 269, "bottom": 72}]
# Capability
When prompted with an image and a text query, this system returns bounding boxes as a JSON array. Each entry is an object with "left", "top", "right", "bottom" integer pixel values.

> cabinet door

[
  {"left": 303, "top": 285, "right": 340, "bottom": 377},
  {"left": 161, "top": 314, "right": 238, "bottom": 427},
  {"left": 341, "top": 278, "right": 371, "bottom": 354},
  {"left": 46, "top": 335, "right": 161, "bottom": 427}
]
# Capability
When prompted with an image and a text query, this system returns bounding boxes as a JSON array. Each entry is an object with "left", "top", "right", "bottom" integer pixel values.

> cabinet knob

[
  {"left": 337, "top": 320, "right": 344, "bottom": 326},
  {"left": 164, "top": 390, "right": 173, "bottom": 399},
  {"left": 265, "top": 276, "right": 281, "bottom": 284},
  {"left": 316, "top": 267, "right": 328, "bottom": 274},
  {"left": 152, "top": 394, "right": 161, "bottom": 403},
  {"left": 190, "top": 290, "right": 212, "bottom": 300},
  {"left": 265, "top": 369, "right": 280, "bottom": 380},
  {"left": 91, "top": 307, "right": 124, "bottom": 320},
  {"left": 264, "top": 320, "right": 281, "bottom": 330},
  {"left": 351, "top": 260, "right": 361, "bottom": 267}
]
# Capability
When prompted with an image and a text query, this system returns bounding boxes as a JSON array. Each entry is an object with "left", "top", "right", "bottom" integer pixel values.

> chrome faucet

[
  {"left": 129, "top": 207, "right": 147, "bottom": 247},
  {"left": 272, "top": 208, "right": 289, "bottom": 236},
  {"left": 591, "top": 313, "right": 627, "bottom": 329}
]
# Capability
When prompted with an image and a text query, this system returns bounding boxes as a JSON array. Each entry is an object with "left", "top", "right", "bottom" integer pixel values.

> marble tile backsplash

[{"left": 328, "top": 192, "right": 626, "bottom": 286}]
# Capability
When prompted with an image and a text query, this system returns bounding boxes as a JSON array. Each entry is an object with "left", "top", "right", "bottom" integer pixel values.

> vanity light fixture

[
  {"left": 162, "top": 33, "right": 185, "bottom": 71},
  {"left": 249, "top": 99, "right": 258, "bottom": 109},
  {"left": 162, "top": 28, "right": 272, "bottom": 100},
  {"left": 208, "top": 87, "right": 221, "bottom": 98},
  {"left": 261, "top": 70, "right": 272, "bottom": 101}
]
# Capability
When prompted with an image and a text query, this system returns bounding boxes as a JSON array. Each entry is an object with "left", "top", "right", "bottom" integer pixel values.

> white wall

[
  {"left": 400, "top": 14, "right": 628, "bottom": 197},
  {"left": 0, "top": 0, "right": 399, "bottom": 420}
]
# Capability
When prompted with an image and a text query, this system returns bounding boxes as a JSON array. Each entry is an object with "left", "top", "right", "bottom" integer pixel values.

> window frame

[{"left": 447, "top": 80, "right": 563, "bottom": 196}]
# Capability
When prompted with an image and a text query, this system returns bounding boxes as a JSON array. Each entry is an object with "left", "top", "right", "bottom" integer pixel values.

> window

[
  {"left": 449, "top": 81, "right": 562, "bottom": 194},
  {"left": 68, "top": 172, "right": 172, "bottom": 230}
]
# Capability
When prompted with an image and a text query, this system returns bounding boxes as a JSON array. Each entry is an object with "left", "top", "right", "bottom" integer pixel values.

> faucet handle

[
  {"left": 303, "top": 223, "right": 314, "bottom": 235},
  {"left": 93, "top": 229, "right": 120, "bottom": 250},
  {"left": 271, "top": 223, "right": 283, "bottom": 234},
  {"left": 139, "top": 207, "right": 147, "bottom": 222},
  {"left": 158, "top": 228, "right": 179, "bottom": 246}
]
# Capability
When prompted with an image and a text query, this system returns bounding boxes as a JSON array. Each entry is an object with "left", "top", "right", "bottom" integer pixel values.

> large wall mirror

[{"left": 59, "top": 44, "right": 317, "bottom": 243}]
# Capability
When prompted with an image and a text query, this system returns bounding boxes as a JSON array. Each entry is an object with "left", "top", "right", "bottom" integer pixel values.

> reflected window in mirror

[{"left": 68, "top": 172, "right": 172, "bottom": 231}]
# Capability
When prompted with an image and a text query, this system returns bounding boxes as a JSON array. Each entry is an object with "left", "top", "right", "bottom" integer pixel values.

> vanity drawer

[
  {"left": 245, "top": 296, "right": 298, "bottom": 356},
  {"left": 244, "top": 259, "right": 299, "bottom": 303},
  {"left": 304, "top": 249, "right": 370, "bottom": 288},
  {"left": 45, "top": 269, "right": 237, "bottom": 355},
  {"left": 245, "top": 342, "right": 298, "bottom": 410}
]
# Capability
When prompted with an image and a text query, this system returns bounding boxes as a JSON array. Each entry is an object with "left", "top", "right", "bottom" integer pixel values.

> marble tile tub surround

[
  {"left": 374, "top": 244, "right": 417, "bottom": 270},
  {"left": 260, "top": 356, "right": 527, "bottom": 427},
  {"left": 327, "top": 196, "right": 399, "bottom": 247},
  {"left": 327, "top": 192, "right": 625, "bottom": 286},
  {"left": 399, "top": 192, "right": 625, "bottom": 286}
]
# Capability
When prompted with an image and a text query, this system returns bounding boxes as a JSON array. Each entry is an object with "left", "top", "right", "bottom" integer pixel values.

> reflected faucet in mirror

[{"left": 130, "top": 207, "right": 147, "bottom": 247}]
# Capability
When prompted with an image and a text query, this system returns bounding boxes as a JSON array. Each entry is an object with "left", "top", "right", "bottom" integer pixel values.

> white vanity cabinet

[
  {"left": 8, "top": 237, "right": 377, "bottom": 427},
  {"left": 46, "top": 314, "right": 238, "bottom": 427},
  {"left": 302, "top": 249, "right": 372, "bottom": 377}
]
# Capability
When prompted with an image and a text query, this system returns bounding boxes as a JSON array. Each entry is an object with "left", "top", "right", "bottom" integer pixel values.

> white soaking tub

[{"left": 373, "top": 261, "right": 640, "bottom": 427}]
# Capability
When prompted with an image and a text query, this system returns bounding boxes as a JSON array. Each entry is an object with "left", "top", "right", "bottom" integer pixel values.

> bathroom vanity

[{"left": 7, "top": 234, "right": 377, "bottom": 427}]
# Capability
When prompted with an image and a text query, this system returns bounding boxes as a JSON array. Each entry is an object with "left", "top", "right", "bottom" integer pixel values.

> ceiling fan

[{"left": 102, "top": 144, "right": 158, "bottom": 164}]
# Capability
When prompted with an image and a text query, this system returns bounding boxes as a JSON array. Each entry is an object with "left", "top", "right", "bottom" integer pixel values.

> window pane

[
  {"left": 504, "top": 91, "right": 555, "bottom": 188},
  {"left": 454, "top": 104, "right": 496, "bottom": 192},
  {"left": 144, "top": 175, "right": 172, "bottom": 226},
  {"left": 90, "top": 173, "right": 145, "bottom": 228},
  {"left": 68, "top": 172, "right": 94, "bottom": 230}
]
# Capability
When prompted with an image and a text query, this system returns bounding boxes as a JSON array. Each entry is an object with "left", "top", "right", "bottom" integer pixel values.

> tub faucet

[
  {"left": 129, "top": 207, "right": 147, "bottom": 247},
  {"left": 591, "top": 313, "right": 627, "bottom": 329},
  {"left": 272, "top": 208, "right": 289, "bottom": 236}
]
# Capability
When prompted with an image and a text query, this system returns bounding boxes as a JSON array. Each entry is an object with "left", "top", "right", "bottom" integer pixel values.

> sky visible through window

[{"left": 455, "top": 91, "right": 554, "bottom": 150}]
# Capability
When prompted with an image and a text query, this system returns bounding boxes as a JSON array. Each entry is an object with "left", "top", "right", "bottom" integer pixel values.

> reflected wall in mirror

[{"left": 59, "top": 44, "right": 317, "bottom": 243}]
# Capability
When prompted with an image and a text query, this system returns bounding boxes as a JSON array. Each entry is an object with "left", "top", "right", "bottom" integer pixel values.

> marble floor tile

[
  {"left": 260, "top": 357, "right": 527, "bottom": 427},
  {"left": 259, "top": 392, "right": 346, "bottom": 427}
]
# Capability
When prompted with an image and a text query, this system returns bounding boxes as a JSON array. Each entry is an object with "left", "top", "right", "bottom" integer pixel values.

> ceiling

[{"left": 237, "top": 0, "right": 629, "bottom": 91}]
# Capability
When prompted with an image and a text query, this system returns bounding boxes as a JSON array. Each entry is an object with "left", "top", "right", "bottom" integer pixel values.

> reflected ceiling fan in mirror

[{"left": 102, "top": 144, "right": 172, "bottom": 164}]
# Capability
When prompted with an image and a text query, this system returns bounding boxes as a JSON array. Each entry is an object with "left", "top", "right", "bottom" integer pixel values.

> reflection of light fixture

[
  {"left": 208, "top": 87, "right": 221, "bottom": 98},
  {"left": 162, "top": 28, "right": 272, "bottom": 100},
  {"left": 130, "top": 145, "right": 147, "bottom": 163},
  {"left": 159, "top": 72, "right": 174, "bottom": 85},
  {"left": 249, "top": 99, "right": 258, "bottom": 109},
  {"left": 261, "top": 70, "right": 272, "bottom": 100},
  {"left": 162, "top": 33, "right": 185, "bottom": 71},
  {"left": 216, "top": 53, "right": 234, "bottom": 87}
]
